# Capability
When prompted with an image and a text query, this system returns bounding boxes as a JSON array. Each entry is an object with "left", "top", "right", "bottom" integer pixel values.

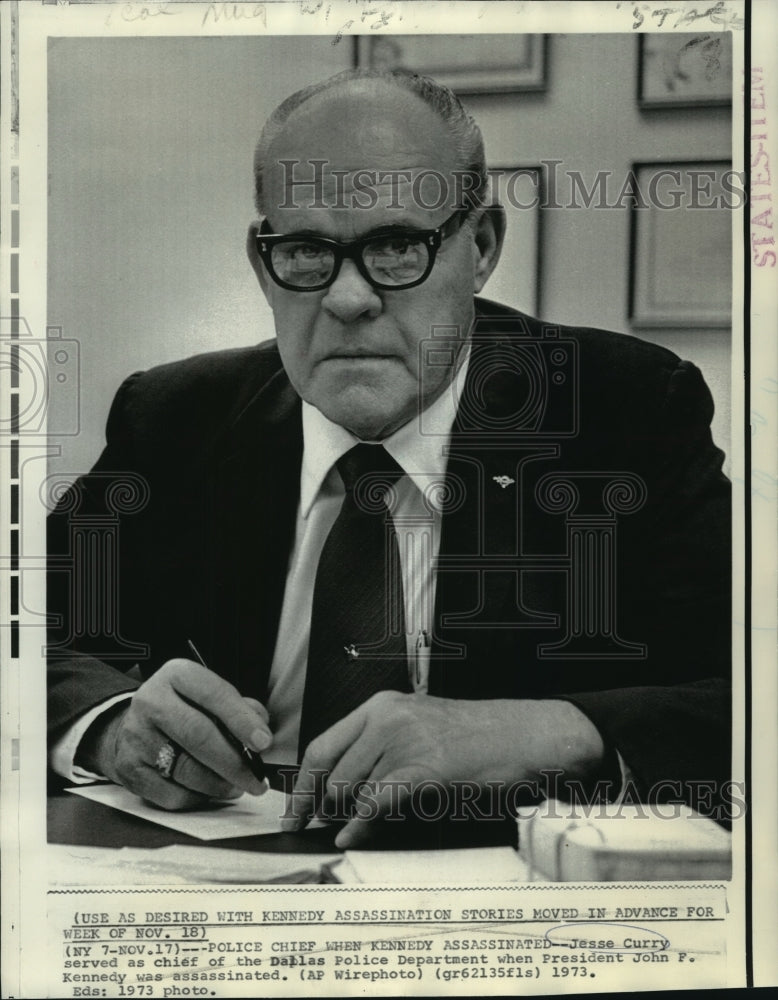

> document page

[{"left": 66, "top": 786, "right": 319, "bottom": 841}]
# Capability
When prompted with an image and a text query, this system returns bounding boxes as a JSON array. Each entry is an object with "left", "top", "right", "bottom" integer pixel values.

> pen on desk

[{"left": 186, "top": 638, "right": 267, "bottom": 783}]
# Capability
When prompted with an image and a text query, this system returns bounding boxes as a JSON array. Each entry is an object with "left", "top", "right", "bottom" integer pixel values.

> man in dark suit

[{"left": 48, "top": 69, "right": 730, "bottom": 848}]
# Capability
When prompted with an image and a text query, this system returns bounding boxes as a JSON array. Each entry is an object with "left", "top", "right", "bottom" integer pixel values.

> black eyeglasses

[{"left": 255, "top": 208, "right": 470, "bottom": 292}]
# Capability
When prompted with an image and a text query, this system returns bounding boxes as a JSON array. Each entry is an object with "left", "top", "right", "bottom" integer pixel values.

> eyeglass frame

[{"left": 254, "top": 207, "right": 472, "bottom": 292}]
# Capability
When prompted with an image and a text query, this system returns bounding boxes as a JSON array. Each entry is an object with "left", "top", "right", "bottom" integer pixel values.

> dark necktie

[{"left": 298, "top": 443, "right": 411, "bottom": 758}]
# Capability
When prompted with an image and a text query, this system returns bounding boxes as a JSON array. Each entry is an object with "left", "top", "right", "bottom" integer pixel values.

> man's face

[{"left": 248, "top": 81, "right": 503, "bottom": 440}]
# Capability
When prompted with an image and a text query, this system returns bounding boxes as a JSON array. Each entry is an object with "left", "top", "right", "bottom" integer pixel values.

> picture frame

[
  {"left": 638, "top": 32, "right": 733, "bottom": 108},
  {"left": 628, "top": 160, "right": 733, "bottom": 328},
  {"left": 355, "top": 34, "right": 547, "bottom": 94}
]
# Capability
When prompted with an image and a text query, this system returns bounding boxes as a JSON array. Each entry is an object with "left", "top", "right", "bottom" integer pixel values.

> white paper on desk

[
  {"left": 67, "top": 784, "right": 325, "bottom": 841},
  {"left": 340, "top": 846, "right": 530, "bottom": 884},
  {"left": 48, "top": 844, "right": 340, "bottom": 886}
]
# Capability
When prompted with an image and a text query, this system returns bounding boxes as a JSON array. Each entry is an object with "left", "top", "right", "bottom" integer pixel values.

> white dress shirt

[{"left": 263, "top": 350, "right": 470, "bottom": 763}]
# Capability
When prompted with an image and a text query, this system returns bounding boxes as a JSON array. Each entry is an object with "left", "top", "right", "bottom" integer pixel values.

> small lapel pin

[
  {"left": 344, "top": 644, "right": 360, "bottom": 662},
  {"left": 493, "top": 475, "right": 515, "bottom": 489}
]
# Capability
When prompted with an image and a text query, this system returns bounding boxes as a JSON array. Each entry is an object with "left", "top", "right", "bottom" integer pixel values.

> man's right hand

[{"left": 76, "top": 659, "right": 272, "bottom": 810}]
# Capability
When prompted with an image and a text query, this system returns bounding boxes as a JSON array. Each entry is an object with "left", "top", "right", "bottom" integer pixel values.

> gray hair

[{"left": 253, "top": 68, "right": 488, "bottom": 215}]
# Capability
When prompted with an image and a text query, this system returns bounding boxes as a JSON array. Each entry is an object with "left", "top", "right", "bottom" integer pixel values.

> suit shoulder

[
  {"left": 565, "top": 323, "right": 684, "bottom": 416},
  {"left": 130, "top": 341, "right": 282, "bottom": 402},
  {"left": 119, "top": 340, "right": 281, "bottom": 407},
  {"left": 549, "top": 321, "right": 715, "bottom": 432},
  {"left": 476, "top": 296, "right": 681, "bottom": 372},
  {"left": 109, "top": 341, "right": 285, "bottom": 449},
  {"left": 474, "top": 297, "right": 688, "bottom": 415}
]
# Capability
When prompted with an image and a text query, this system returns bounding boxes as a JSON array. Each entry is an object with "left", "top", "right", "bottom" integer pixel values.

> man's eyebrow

[
  {"left": 272, "top": 220, "right": 431, "bottom": 241},
  {"left": 362, "top": 221, "right": 428, "bottom": 238},
  {"left": 274, "top": 227, "right": 327, "bottom": 238}
]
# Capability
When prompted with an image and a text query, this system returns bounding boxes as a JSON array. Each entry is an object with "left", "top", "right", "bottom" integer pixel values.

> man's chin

[{"left": 314, "top": 393, "right": 412, "bottom": 442}]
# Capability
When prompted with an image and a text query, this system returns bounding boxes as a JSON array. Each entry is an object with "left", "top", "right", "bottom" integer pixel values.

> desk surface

[{"left": 48, "top": 791, "right": 516, "bottom": 856}]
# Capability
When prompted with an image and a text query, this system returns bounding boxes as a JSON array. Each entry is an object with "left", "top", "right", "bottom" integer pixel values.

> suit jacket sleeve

[
  {"left": 47, "top": 343, "right": 292, "bottom": 750},
  {"left": 47, "top": 372, "right": 146, "bottom": 744}
]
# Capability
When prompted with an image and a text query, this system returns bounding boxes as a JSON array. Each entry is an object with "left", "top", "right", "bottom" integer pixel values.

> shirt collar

[{"left": 300, "top": 344, "right": 471, "bottom": 518}]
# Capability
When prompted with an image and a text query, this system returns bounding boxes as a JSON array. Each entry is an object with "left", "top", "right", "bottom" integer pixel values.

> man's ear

[
  {"left": 246, "top": 222, "right": 273, "bottom": 304},
  {"left": 472, "top": 203, "right": 506, "bottom": 294}
]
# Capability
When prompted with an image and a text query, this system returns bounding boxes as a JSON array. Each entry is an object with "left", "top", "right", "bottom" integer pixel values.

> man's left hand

[{"left": 282, "top": 692, "right": 607, "bottom": 847}]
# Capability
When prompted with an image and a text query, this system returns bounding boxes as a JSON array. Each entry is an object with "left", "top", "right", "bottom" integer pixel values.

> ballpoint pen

[{"left": 186, "top": 638, "right": 267, "bottom": 783}]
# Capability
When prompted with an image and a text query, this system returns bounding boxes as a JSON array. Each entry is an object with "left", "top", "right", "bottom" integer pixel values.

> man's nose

[{"left": 321, "top": 259, "right": 382, "bottom": 323}]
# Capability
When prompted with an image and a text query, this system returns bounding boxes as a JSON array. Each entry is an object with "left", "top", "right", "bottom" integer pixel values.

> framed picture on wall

[
  {"left": 628, "top": 160, "right": 733, "bottom": 328},
  {"left": 638, "top": 32, "right": 733, "bottom": 108},
  {"left": 354, "top": 34, "right": 546, "bottom": 93}
]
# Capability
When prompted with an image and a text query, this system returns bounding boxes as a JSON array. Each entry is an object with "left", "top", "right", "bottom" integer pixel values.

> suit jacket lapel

[
  {"left": 429, "top": 305, "right": 559, "bottom": 698},
  {"left": 204, "top": 367, "right": 302, "bottom": 700}
]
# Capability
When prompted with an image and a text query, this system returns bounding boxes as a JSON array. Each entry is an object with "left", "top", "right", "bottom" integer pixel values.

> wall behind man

[
  {"left": 48, "top": 33, "right": 732, "bottom": 477},
  {"left": 48, "top": 36, "right": 351, "bottom": 479},
  {"left": 464, "top": 33, "right": 732, "bottom": 464}
]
